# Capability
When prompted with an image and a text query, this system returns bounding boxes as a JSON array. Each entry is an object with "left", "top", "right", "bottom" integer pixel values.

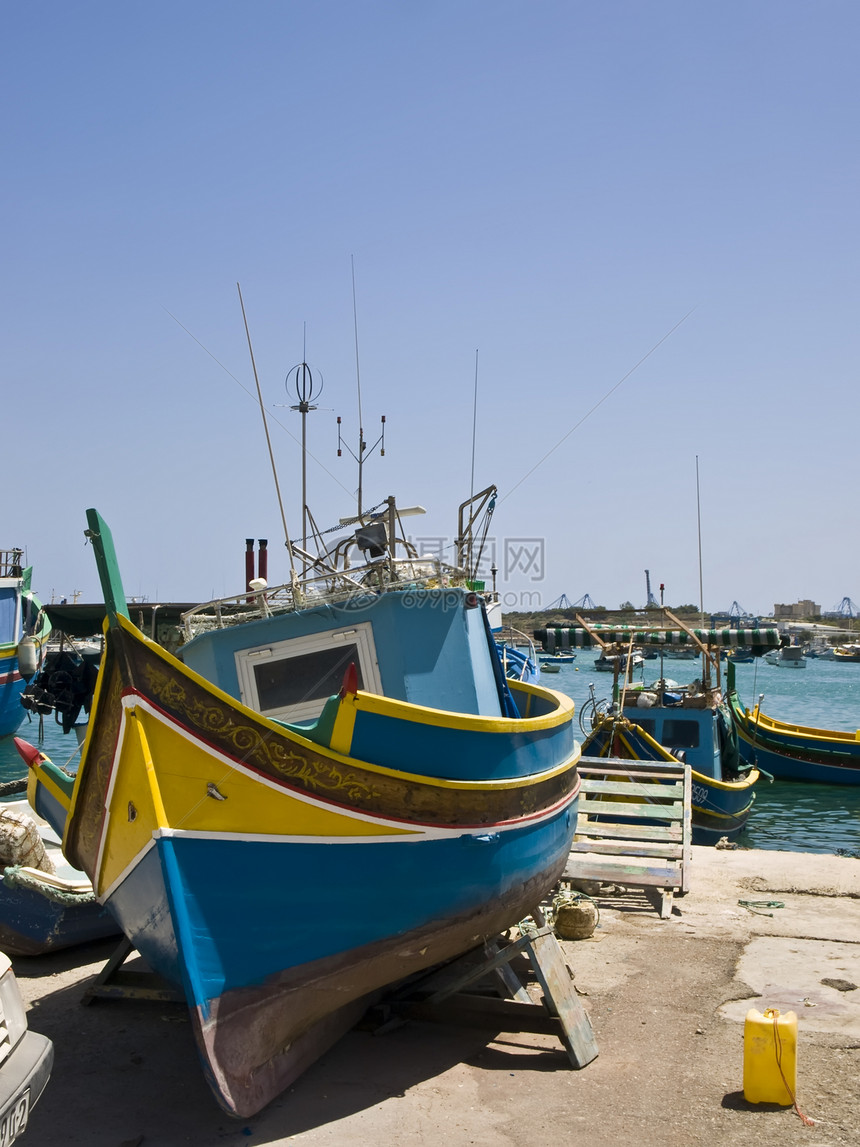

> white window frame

[{"left": 234, "top": 622, "right": 381, "bottom": 722}]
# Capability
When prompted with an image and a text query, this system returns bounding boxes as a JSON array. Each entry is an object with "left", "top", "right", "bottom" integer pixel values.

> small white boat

[
  {"left": 765, "top": 645, "right": 806, "bottom": 668},
  {"left": 594, "top": 650, "right": 644, "bottom": 673}
]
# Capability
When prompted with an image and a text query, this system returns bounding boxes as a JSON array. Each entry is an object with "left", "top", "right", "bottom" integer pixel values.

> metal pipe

[{"left": 245, "top": 539, "right": 255, "bottom": 600}]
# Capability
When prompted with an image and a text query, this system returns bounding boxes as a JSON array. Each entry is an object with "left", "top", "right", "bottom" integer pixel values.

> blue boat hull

[
  {"left": 0, "top": 871, "right": 119, "bottom": 956},
  {"left": 0, "top": 660, "right": 27, "bottom": 738},
  {"left": 104, "top": 808, "right": 575, "bottom": 1115},
  {"left": 727, "top": 688, "right": 860, "bottom": 785},
  {"left": 734, "top": 733, "right": 860, "bottom": 785}
]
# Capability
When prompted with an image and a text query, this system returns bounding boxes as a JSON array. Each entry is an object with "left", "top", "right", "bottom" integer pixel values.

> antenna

[
  {"left": 236, "top": 282, "right": 298, "bottom": 579},
  {"left": 470, "top": 349, "right": 479, "bottom": 502},
  {"left": 284, "top": 329, "right": 323, "bottom": 567},
  {"left": 695, "top": 455, "right": 704, "bottom": 626},
  {"left": 339, "top": 257, "right": 384, "bottom": 517},
  {"left": 467, "top": 349, "right": 479, "bottom": 565}
]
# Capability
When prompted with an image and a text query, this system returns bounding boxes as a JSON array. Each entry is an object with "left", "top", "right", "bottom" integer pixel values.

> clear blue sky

[{"left": 4, "top": 2, "right": 858, "bottom": 617}]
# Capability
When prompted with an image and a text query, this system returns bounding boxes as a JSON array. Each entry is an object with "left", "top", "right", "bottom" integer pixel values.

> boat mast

[
  {"left": 236, "top": 283, "right": 301, "bottom": 593},
  {"left": 695, "top": 455, "right": 713, "bottom": 687}
]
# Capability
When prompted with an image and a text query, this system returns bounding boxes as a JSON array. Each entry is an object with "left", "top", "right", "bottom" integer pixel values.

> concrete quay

[{"left": 12, "top": 846, "right": 860, "bottom": 1147}]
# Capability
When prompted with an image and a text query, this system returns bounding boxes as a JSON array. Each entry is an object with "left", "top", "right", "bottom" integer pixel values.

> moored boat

[
  {"left": 495, "top": 626, "right": 541, "bottom": 683},
  {"left": 594, "top": 649, "right": 644, "bottom": 674},
  {"left": 0, "top": 787, "right": 119, "bottom": 955},
  {"left": 0, "top": 550, "right": 51, "bottom": 738},
  {"left": 580, "top": 680, "right": 760, "bottom": 844},
  {"left": 726, "top": 668, "right": 860, "bottom": 784},
  {"left": 24, "top": 506, "right": 581, "bottom": 1117},
  {"left": 831, "top": 643, "right": 860, "bottom": 663},
  {"left": 536, "top": 617, "right": 781, "bottom": 844},
  {"left": 765, "top": 643, "right": 806, "bottom": 668}
]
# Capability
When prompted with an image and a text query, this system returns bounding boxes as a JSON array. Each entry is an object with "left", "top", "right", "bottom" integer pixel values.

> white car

[{"left": 0, "top": 953, "right": 52, "bottom": 1144}]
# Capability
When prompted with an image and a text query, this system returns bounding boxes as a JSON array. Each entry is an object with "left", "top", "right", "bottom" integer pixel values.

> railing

[
  {"left": 180, "top": 556, "right": 471, "bottom": 640},
  {"left": 0, "top": 549, "right": 24, "bottom": 579}
]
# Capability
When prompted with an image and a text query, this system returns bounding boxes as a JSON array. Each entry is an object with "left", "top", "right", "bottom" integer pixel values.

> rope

[
  {"left": 0, "top": 779, "right": 28, "bottom": 797},
  {"left": 770, "top": 1011, "right": 816, "bottom": 1126},
  {"left": 317, "top": 500, "right": 389, "bottom": 536},
  {"left": 738, "top": 899, "right": 785, "bottom": 917}
]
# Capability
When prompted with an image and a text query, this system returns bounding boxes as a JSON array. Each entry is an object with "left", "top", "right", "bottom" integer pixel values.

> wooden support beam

[{"left": 369, "top": 929, "right": 598, "bottom": 1069}]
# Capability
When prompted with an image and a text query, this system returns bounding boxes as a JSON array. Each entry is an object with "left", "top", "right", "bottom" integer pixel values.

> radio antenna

[
  {"left": 284, "top": 323, "right": 323, "bottom": 569},
  {"left": 237, "top": 282, "right": 298, "bottom": 578},
  {"left": 339, "top": 257, "right": 384, "bottom": 517}
]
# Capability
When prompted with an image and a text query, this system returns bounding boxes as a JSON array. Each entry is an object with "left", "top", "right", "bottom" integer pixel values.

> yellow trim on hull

[
  {"left": 748, "top": 704, "right": 860, "bottom": 746},
  {"left": 95, "top": 696, "right": 580, "bottom": 894},
  {"left": 690, "top": 802, "right": 753, "bottom": 822},
  {"left": 91, "top": 616, "right": 577, "bottom": 796},
  {"left": 351, "top": 678, "right": 575, "bottom": 733},
  {"left": 690, "top": 767, "right": 759, "bottom": 793}
]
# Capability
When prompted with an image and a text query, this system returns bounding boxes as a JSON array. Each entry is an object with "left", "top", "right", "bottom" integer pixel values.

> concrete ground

[{"left": 12, "top": 847, "right": 860, "bottom": 1147}]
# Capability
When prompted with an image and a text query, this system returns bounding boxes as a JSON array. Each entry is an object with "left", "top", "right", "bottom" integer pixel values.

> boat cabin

[
  {"left": 180, "top": 586, "right": 509, "bottom": 726},
  {"left": 621, "top": 697, "right": 723, "bottom": 781}
]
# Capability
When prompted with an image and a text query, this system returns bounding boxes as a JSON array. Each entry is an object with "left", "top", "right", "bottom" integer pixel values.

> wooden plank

[
  {"left": 579, "top": 777, "right": 685, "bottom": 800},
  {"left": 400, "top": 995, "right": 571, "bottom": 1037},
  {"left": 580, "top": 796, "right": 683, "bottom": 820},
  {"left": 579, "top": 757, "right": 687, "bottom": 779},
  {"left": 681, "top": 763, "right": 693, "bottom": 892},
  {"left": 83, "top": 937, "right": 185, "bottom": 1005},
  {"left": 375, "top": 930, "right": 597, "bottom": 1069},
  {"left": 527, "top": 930, "right": 599, "bottom": 1068},
  {"left": 563, "top": 856, "right": 682, "bottom": 886},
  {"left": 569, "top": 839, "right": 683, "bottom": 859},
  {"left": 574, "top": 820, "right": 683, "bottom": 843},
  {"left": 486, "top": 939, "right": 531, "bottom": 1004}
]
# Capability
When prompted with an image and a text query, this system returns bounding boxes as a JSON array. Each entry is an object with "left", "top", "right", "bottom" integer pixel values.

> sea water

[{"left": 1, "top": 652, "right": 859, "bottom": 857}]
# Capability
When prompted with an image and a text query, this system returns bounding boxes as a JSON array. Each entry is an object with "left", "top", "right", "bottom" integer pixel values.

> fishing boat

[
  {"left": 831, "top": 643, "right": 860, "bottom": 663},
  {"left": 764, "top": 643, "right": 806, "bottom": 668},
  {"left": 726, "top": 668, "right": 860, "bottom": 784},
  {"left": 0, "top": 550, "right": 51, "bottom": 738},
  {"left": 495, "top": 626, "right": 541, "bottom": 683},
  {"left": 593, "top": 649, "right": 644, "bottom": 674},
  {"left": 22, "top": 506, "right": 581, "bottom": 1117},
  {"left": 535, "top": 616, "right": 782, "bottom": 844},
  {"left": 580, "top": 680, "right": 760, "bottom": 844},
  {"left": 0, "top": 790, "right": 119, "bottom": 955}
]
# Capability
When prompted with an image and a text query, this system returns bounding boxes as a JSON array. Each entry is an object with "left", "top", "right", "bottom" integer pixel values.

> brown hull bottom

[{"left": 194, "top": 859, "right": 566, "bottom": 1117}]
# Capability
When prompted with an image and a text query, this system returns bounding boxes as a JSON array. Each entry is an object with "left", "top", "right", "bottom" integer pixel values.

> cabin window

[
  {"left": 660, "top": 719, "right": 700, "bottom": 749},
  {"left": 636, "top": 719, "right": 656, "bottom": 737},
  {"left": 234, "top": 622, "right": 381, "bottom": 722}
]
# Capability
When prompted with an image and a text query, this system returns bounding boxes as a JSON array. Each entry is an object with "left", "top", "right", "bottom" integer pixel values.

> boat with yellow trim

[
  {"left": 535, "top": 616, "right": 777, "bottom": 844},
  {"left": 19, "top": 506, "right": 580, "bottom": 1118},
  {"left": 0, "top": 549, "right": 51, "bottom": 738},
  {"left": 580, "top": 688, "right": 760, "bottom": 844},
  {"left": 726, "top": 669, "right": 860, "bottom": 784}
]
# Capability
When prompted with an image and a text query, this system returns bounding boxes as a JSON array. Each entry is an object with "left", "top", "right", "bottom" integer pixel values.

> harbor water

[{"left": 2, "top": 650, "right": 859, "bottom": 858}]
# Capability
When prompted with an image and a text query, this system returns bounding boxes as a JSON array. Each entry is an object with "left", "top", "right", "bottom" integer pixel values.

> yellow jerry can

[{"left": 743, "top": 1007, "right": 797, "bottom": 1104}]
